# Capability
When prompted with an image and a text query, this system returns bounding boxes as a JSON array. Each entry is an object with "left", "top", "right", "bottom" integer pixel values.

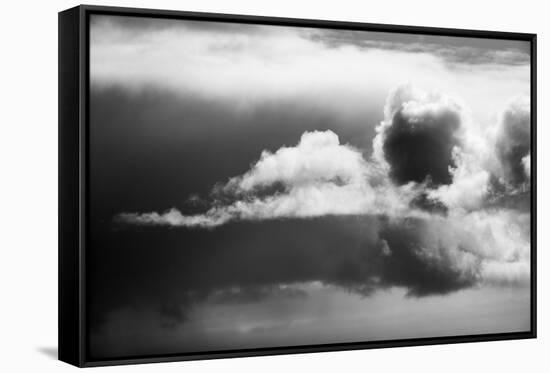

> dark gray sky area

[{"left": 88, "top": 15, "right": 531, "bottom": 359}]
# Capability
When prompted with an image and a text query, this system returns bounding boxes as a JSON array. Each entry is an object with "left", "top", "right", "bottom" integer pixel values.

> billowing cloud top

[{"left": 231, "top": 131, "right": 367, "bottom": 191}]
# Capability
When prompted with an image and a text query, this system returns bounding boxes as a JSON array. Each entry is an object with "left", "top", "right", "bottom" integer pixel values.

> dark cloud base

[
  {"left": 383, "top": 108, "right": 461, "bottom": 186},
  {"left": 88, "top": 214, "right": 486, "bottom": 358}
]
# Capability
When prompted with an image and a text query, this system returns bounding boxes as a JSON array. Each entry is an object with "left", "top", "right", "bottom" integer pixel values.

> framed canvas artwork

[{"left": 59, "top": 5, "right": 536, "bottom": 367}]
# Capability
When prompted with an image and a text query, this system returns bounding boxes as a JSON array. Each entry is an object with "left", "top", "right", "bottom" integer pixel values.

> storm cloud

[
  {"left": 112, "top": 83, "right": 531, "bottom": 298},
  {"left": 111, "top": 86, "right": 531, "bottom": 304},
  {"left": 374, "top": 85, "right": 464, "bottom": 186}
]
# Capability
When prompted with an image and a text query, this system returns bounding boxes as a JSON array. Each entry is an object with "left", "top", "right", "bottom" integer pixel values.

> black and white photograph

[
  {"left": 84, "top": 13, "right": 533, "bottom": 360},
  {"left": 3, "top": 0, "right": 550, "bottom": 371}
]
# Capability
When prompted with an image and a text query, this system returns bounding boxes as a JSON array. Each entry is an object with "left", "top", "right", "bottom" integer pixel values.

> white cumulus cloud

[
  {"left": 117, "top": 130, "right": 419, "bottom": 228},
  {"left": 230, "top": 131, "right": 368, "bottom": 191}
]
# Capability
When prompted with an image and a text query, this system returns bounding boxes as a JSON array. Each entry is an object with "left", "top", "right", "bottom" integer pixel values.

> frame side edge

[
  {"left": 530, "top": 33, "right": 537, "bottom": 338},
  {"left": 58, "top": 6, "right": 83, "bottom": 367}
]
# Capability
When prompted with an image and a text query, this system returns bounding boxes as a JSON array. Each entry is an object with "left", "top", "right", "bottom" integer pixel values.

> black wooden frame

[{"left": 59, "top": 4, "right": 537, "bottom": 367}]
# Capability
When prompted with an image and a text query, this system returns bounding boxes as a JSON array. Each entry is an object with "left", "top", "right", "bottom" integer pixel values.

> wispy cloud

[{"left": 304, "top": 29, "right": 530, "bottom": 67}]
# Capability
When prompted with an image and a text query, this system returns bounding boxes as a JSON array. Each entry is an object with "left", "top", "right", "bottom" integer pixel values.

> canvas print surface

[{"left": 88, "top": 15, "right": 532, "bottom": 359}]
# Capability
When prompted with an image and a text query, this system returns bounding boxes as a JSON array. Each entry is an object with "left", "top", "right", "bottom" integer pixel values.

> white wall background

[{"left": 0, "top": 0, "right": 546, "bottom": 371}]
